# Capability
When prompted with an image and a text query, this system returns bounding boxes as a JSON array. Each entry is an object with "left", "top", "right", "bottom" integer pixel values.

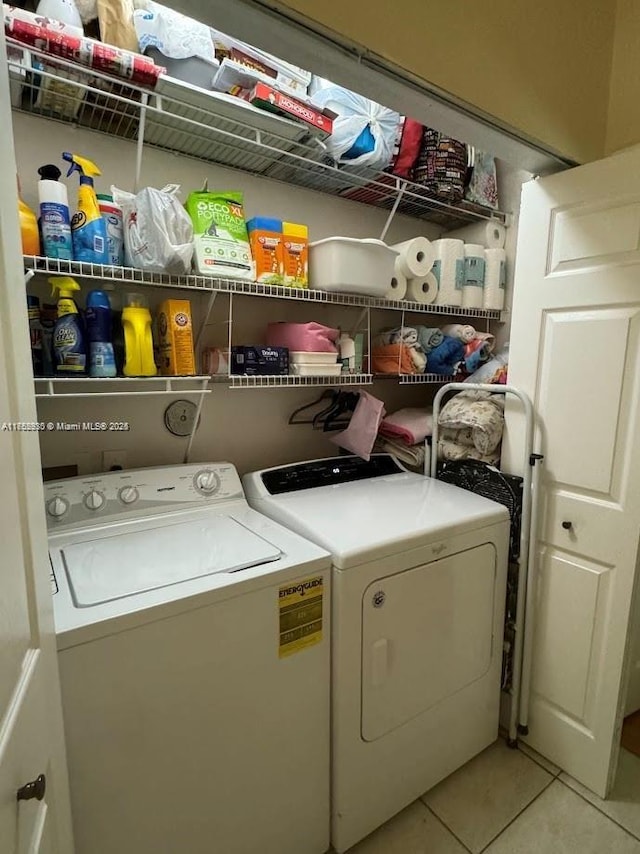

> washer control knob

[
  {"left": 118, "top": 486, "right": 139, "bottom": 505},
  {"left": 84, "top": 490, "right": 105, "bottom": 511},
  {"left": 194, "top": 469, "right": 220, "bottom": 496},
  {"left": 47, "top": 496, "right": 69, "bottom": 518}
]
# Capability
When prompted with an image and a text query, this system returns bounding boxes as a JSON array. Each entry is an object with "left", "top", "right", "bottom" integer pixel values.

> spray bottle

[
  {"left": 62, "top": 152, "right": 110, "bottom": 265},
  {"left": 49, "top": 276, "right": 86, "bottom": 375},
  {"left": 37, "top": 164, "right": 73, "bottom": 260}
]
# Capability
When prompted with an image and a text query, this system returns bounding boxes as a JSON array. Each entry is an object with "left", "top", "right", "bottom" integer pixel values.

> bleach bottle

[
  {"left": 62, "top": 152, "right": 110, "bottom": 265},
  {"left": 37, "top": 164, "right": 73, "bottom": 260},
  {"left": 86, "top": 290, "right": 117, "bottom": 377},
  {"left": 49, "top": 276, "right": 86, "bottom": 375}
]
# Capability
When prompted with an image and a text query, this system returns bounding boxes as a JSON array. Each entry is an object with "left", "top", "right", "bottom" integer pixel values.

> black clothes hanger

[{"left": 288, "top": 390, "right": 337, "bottom": 425}]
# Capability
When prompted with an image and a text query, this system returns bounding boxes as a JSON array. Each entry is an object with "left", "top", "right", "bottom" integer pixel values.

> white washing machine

[
  {"left": 46, "top": 462, "right": 331, "bottom": 854},
  {"left": 244, "top": 454, "right": 510, "bottom": 853}
]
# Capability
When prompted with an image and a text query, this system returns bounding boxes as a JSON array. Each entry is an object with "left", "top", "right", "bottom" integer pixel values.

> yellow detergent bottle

[{"left": 122, "top": 293, "right": 157, "bottom": 377}]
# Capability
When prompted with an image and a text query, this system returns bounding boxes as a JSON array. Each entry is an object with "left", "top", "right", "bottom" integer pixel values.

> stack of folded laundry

[
  {"left": 371, "top": 323, "right": 497, "bottom": 377},
  {"left": 374, "top": 407, "right": 433, "bottom": 471}
]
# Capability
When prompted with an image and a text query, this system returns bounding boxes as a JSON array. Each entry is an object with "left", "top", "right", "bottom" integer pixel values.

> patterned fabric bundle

[{"left": 414, "top": 129, "right": 468, "bottom": 203}]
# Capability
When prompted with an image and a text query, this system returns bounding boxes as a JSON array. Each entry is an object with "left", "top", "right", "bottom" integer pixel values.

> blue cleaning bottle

[
  {"left": 49, "top": 276, "right": 87, "bottom": 375},
  {"left": 62, "top": 152, "right": 110, "bottom": 264},
  {"left": 85, "top": 290, "right": 117, "bottom": 377}
]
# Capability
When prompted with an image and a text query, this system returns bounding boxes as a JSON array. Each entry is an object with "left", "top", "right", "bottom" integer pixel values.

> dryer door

[{"left": 361, "top": 543, "right": 497, "bottom": 741}]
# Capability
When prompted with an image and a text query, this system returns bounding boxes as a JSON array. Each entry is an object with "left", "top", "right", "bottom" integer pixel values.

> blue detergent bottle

[{"left": 86, "top": 290, "right": 117, "bottom": 377}]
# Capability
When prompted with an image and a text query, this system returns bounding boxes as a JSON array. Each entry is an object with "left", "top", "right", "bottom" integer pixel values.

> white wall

[{"left": 17, "top": 112, "right": 496, "bottom": 476}]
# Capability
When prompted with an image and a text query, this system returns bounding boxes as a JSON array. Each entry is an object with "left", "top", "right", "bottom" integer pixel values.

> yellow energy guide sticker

[{"left": 278, "top": 575, "right": 324, "bottom": 657}]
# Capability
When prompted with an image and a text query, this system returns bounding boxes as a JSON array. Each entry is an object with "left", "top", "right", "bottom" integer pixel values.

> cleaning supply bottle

[
  {"left": 85, "top": 290, "right": 117, "bottom": 377},
  {"left": 122, "top": 293, "right": 156, "bottom": 377},
  {"left": 62, "top": 152, "right": 110, "bottom": 265},
  {"left": 37, "top": 164, "right": 73, "bottom": 260},
  {"left": 27, "top": 295, "right": 44, "bottom": 376},
  {"left": 18, "top": 178, "right": 40, "bottom": 256},
  {"left": 49, "top": 276, "right": 86, "bottom": 375},
  {"left": 338, "top": 332, "right": 355, "bottom": 374}
]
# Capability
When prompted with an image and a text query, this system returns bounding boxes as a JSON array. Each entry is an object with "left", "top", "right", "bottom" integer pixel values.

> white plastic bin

[{"left": 308, "top": 237, "right": 398, "bottom": 297}]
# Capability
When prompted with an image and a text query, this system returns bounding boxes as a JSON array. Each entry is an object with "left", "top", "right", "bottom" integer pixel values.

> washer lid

[
  {"left": 61, "top": 515, "right": 282, "bottom": 606},
  {"left": 245, "top": 471, "right": 509, "bottom": 569}
]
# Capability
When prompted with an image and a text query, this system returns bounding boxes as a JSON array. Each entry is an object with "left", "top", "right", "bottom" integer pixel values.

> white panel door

[
  {"left": 0, "top": 31, "right": 74, "bottom": 854},
  {"left": 506, "top": 145, "right": 640, "bottom": 797}
]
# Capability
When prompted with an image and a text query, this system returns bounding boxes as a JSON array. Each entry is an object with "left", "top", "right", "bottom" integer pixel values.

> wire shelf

[
  {"left": 374, "top": 373, "right": 452, "bottom": 384},
  {"left": 34, "top": 376, "right": 211, "bottom": 399},
  {"left": 215, "top": 373, "right": 373, "bottom": 388},
  {"left": 9, "top": 42, "right": 509, "bottom": 230},
  {"left": 25, "top": 256, "right": 507, "bottom": 320}
]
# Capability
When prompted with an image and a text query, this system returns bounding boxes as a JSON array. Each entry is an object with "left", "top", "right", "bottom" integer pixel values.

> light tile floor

[{"left": 344, "top": 740, "right": 640, "bottom": 853}]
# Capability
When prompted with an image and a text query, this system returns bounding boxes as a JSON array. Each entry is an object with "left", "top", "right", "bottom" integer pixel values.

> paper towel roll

[
  {"left": 406, "top": 272, "right": 438, "bottom": 305},
  {"left": 384, "top": 262, "right": 408, "bottom": 301},
  {"left": 483, "top": 248, "right": 506, "bottom": 311},
  {"left": 462, "top": 243, "right": 485, "bottom": 309},
  {"left": 446, "top": 220, "right": 506, "bottom": 249},
  {"left": 432, "top": 239, "right": 464, "bottom": 307},
  {"left": 391, "top": 237, "right": 435, "bottom": 279}
]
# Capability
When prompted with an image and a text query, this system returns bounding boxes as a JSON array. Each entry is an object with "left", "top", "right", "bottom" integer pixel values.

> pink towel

[
  {"left": 330, "top": 391, "right": 385, "bottom": 461},
  {"left": 267, "top": 322, "right": 339, "bottom": 353},
  {"left": 378, "top": 407, "right": 433, "bottom": 445}
]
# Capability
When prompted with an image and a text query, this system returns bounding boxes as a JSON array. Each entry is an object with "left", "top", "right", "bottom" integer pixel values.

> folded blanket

[
  {"left": 438, "top": 390, "right": 504, "bottom": 455},
  {"left": 427, "top": 335, "right": 465, "bottom": 375},
  {"left": 441, "top": 323, "right": 476, "bottom": 343},
  {"left": 416, "top": 326, "right": 444, "bottom": 354},
  {"left": 374, "top": 436, "right": 425, "bottom": 471},
  {"left": 375, "top": 326, "right": 426, "bottom": 371},
  {"left": 379, "top": 407, "right": 433, "bottom": 445},
  {"left": 464, "top": 342, "right": 491, "bottom": 374},
  {"left": 474, "top": 331, "right": 496, "bottom": 352},
  {"left": 372, "top": 343, "right": 417, "bottom": 375}
]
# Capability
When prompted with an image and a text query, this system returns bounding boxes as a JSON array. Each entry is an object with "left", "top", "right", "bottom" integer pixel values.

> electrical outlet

[{"left": 102, "top": 450, "right": 127, "bottom": 471}]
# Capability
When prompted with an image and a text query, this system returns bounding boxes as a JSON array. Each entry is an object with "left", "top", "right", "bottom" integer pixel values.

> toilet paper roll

[
  {"left": 483, "top": 248, "right": 506, "bottom": 311},
  {"left": 462, "top": 243, "right": 485, "bottom": 309},
  {"left": 406, "top": 272, "right": 438, "bottom": 305},
  {"left": 391, "top": 237, "right": 435, "bottom": 279},
  {"left": 446, "top": 220, "right": 506, "bottom": 249},
  {"left": 432, "top": 239, "right": 464, "bottom": 306},
  {"left": 384, "top": 262, "right": 408, "bottom": 301}
]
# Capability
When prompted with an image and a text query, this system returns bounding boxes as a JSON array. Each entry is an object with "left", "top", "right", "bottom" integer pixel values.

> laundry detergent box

[
  {"left": 157, "top": 299, "right": 196, "bottom": 375},
  {"left": 185, "top": 190, "right": 254, "bottom": 280},
  {"left": 282, "top": 221, "right": 308, "bottom": 287},
  {"left": 231, "top": 345, "right": 288, "bottom": 375},
  {"left": 246, "top": 217, "right": 283, "bottom": 284}
]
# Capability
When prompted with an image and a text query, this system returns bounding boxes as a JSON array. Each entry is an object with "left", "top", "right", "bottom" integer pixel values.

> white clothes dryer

[
  {"left": 46, "top": 462, "right": 331, "bottom": 854},
  {"left": 244, "top": 454, "right": 510, "bottom": 853}
]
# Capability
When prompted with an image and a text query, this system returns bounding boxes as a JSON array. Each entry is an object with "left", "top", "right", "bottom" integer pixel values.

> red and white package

[{"left": 4, "top": 4, "right": 164, "bottom": 89}]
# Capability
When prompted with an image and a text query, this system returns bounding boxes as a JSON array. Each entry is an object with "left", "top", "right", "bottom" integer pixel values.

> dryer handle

[{"left": 370, "top": 638, "right": 389, "bottom": 687}]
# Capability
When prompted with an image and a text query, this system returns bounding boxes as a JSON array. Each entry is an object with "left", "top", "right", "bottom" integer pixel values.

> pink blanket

[{"left": 378, "top": 408, "right": 433, "bottom": 446}]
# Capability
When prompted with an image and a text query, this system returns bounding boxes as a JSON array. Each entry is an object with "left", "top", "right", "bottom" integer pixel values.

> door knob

[
  {"left": 16, "top": 774, "right": 46, "bottom": 802},
  {"left": 561, "top": 521, "right": 573, "bottom": 530}
]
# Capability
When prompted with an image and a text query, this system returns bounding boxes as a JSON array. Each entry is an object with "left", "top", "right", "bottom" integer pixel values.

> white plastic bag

[
  {"left": 112, "top": 184, "right": 194, "bottom": 274},
  {"left": 133, "top": 1, "right": 215, "bottom": 61},
  {"left": 309, "top": 78, "right": 400, "bottom": 170}
]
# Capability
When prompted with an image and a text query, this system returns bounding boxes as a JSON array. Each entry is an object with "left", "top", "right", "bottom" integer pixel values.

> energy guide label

[{"left": 278, "top": 575, "right": 324, "bottom": 657}]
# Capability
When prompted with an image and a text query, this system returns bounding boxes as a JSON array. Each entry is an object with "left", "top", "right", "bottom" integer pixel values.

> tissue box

[{"left": 231, "top": 346, "right": 289, "bottom": 375}]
